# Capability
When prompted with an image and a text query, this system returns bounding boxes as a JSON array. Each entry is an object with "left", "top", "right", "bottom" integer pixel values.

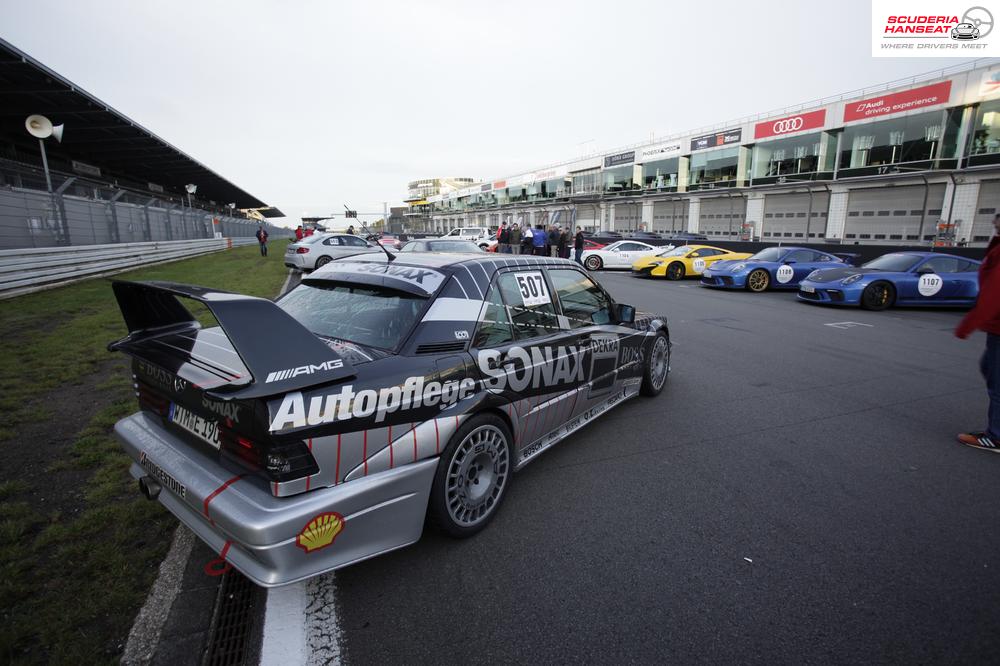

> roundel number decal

[
  {"left": 776, "top": 265, "right": 795, "bottom": 283},
  {"left": 918, "top": 273, "right": 943, "bottom": 297},
  {"left": 692, "top": 258, "right": 707, "bottom": 273}
]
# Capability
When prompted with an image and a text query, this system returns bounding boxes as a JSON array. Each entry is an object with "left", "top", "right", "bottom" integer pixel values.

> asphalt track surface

[{"left": 325, "top": 271, "right": 1000, "bottom": 664}]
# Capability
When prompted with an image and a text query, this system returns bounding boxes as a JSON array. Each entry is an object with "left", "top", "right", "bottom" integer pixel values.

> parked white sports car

[{"left": 581, "top": 240, "right": 665, "bottom": 270}]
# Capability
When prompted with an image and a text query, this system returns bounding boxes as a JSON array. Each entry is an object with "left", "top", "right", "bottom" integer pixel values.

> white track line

[
  {"left": 121, "top": 526, "right": 195, "bottom": 665},
  {"left": 260, "top": 574, "right": 342, "bottom": 665},
  {"left": 280, "top": 269, "right": 295, "bottom": 297}
]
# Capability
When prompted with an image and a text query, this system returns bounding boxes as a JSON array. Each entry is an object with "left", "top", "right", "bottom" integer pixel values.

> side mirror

[{"left": 616, "top": 303, "right": 636, "bottom": 324}]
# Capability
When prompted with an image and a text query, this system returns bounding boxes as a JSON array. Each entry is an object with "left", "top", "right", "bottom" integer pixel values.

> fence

[
  {"left": 0, "top": 237, "right": 258, "bottom": 300},
  {"left": 0, "top": 158, "right": 289, "bottom": 251}
]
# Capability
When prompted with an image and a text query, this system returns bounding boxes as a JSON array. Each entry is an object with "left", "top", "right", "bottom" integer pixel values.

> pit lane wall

[{"left": 0, "top": 237, "right": 256, "bottom": 300}]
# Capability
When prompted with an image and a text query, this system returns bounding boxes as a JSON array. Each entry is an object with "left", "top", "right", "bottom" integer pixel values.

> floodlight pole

[{"left": 38, "top": 139, "right": 54, "bottom": 195}]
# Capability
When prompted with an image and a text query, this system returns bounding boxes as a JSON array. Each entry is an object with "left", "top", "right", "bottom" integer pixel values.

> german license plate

[
  {"left": 169, "top": 403, "right": 220, "bottom": 449},
  {"left": 801, "top": 284, "right": 815, "bottom": 293}
]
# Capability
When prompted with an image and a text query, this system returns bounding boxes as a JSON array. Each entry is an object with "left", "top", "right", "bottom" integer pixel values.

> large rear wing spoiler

[{"left": 108, "top": 280, "right": 354, "bottom": 400}]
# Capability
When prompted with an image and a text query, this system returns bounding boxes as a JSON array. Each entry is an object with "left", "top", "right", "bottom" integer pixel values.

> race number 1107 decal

[{"left": 514, "top": 272, "right": 551, "bottom": 307}]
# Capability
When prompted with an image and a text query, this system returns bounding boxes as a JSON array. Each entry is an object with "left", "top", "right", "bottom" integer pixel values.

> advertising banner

[
  {"left": 603, "top": 151, "right": 636, "bottom": 168},
  {"left": 754, "top": 109, "right": 827, "bottom": 139},
  {"left": 638, "top": 142, "right": 682, "bottom": 162},
  {"left": 690, "top": 128, "right": 742, "bottom": 152},
  {"left": 843, "top": 80, "right": 952, "bottom": 122}
]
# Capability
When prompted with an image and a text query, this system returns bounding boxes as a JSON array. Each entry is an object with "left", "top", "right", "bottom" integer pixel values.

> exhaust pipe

[{"left": 138, "top": 476, "right": 161, "bottom": 500}]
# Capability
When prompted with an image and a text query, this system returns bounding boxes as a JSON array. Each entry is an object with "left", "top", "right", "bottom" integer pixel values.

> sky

[{"left": 0, "top": 0, "right": 989, "bottom": 227}]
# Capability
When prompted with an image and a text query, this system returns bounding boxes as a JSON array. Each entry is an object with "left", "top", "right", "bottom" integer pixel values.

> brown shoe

[{"left": 957, "top": 432, "right": 1000, "bottom": 453}]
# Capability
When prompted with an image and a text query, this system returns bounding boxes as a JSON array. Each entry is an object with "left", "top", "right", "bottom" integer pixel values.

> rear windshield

[
  {"left": 863, "top": 254, "right": 920, "bottom": 272},
  {"left": 278, "top": 283, "right": 426, "bottom": 350}
]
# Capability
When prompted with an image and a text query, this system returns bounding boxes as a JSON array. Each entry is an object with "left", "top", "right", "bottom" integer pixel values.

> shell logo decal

[{"left": 295, "top": 512, "right": 345, "bottom": 553}]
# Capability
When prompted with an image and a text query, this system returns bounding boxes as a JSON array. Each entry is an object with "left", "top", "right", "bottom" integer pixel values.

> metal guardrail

[{"left": 0, "top": 237, "right": 256, "bottom": 300}]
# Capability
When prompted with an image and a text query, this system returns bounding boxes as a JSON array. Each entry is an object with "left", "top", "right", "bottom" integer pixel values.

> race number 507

[{"left": 515, "top": 272, "right": 551, "bottom": 307}]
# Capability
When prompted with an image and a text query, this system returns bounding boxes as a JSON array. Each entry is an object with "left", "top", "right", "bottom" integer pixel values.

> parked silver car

[{"left": 284, "top": 233, "right": 380, "bottom": 270}]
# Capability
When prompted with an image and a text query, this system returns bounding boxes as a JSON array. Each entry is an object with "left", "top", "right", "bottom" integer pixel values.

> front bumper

[
  {"left": 700, "top": 271, "right": 744, "bottom": 288},
  {"left": 631, "top": 265, "right": 658, "bottom": 277},
  {"left": 796, "top": 282, "right": 853, "bottom": 305},
  {"left": 115, "top": 412, "right": 436, "bottom": 587}
]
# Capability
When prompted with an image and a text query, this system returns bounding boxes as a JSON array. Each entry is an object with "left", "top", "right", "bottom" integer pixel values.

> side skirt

[{"left": 515, "top": 381, "right": 640, "bottom": 470}]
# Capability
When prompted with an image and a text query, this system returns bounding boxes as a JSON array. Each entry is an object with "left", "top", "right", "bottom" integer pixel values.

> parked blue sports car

[
  {"left": 701, "top": 247, "right": 851, "bottom": 292},
  {"left": 796, "top": 252, "right": 981, "bottom": 310}
]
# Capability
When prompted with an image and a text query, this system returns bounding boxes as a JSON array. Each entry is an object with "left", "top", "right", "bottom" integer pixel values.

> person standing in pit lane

[
  {"left": 533, "top": 224, "right": 546, "bottom": 256},
  {"left": 521, "top": 223, "right": 533, "bottom": 254},
  {"left": 295, "top": 225, "right": 304, "bottom": 241},
  {"left": 255, "top": 224, "right": 269, "bottom": 257},
  {"left": 557, "top": 226, "right": 569, "bottom": 259},
  {"left": 574, "top": 226, "right": 585, "bottom": 265},
  {"left": 956, "top": 213, "right": 1000, "bottom": 452},
  {"left": 509, "top": 223, "right": 521, "bottom": 255},
  {"left": 499, "top": 222, "right": 510, "bottom": 253}
]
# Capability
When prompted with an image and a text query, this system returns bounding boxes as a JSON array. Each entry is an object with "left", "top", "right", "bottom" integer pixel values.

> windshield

[
  {"left": 748, "top": 247, "right": 787, "bottom": 262},
  {"left": 658, "top": 245, "right": 690, "bottom": 257},
  {"left": 863, "top": 253, "right": 921, "bottom": 272},
  {"left": 277, "top": 283, "right": 426, "bottom": 350}
]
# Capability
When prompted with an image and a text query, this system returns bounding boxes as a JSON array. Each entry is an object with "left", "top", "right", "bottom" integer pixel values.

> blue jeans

[
  {"left": 981, "top": 333, "right": 1000, "bottom": 439},
  {"left": 575, "top": 248, "right": 583, "bottom": 264}
]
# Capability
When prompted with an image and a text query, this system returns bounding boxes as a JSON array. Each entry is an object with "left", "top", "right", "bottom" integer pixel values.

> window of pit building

[
  {"left": 688, "top": 146, "right": 739, "bottom": 190},
  {"left": 572, "top": 170, "right": 600, "bottom": 194},
  {"left": 751, "top": 132, "right": 836, "bottom": 182},
  {"left": 968, "top": 99, "right": 1000, "bottom": 167},
  {"left": 602, "top": 166, "right": 635, "bottom": 192},
  {"left": 837, "top": 108, "right": 961, "bottom": 175},
  {"left": 642, "top": 157, "right": 679, "bottom": 191}
]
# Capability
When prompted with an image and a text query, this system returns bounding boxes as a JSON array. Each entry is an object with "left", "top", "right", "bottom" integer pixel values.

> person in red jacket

[
  {"left": 295, "top": 225, "right": 304, "bottom": 241},
  {"left": 955, "top": 213, "right": 1000, "bottom": 451}
]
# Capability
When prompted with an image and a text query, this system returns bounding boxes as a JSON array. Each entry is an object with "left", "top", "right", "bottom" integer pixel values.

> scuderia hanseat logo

[{"left": 872, "top": 2, "right": 997, "bottom": 56}]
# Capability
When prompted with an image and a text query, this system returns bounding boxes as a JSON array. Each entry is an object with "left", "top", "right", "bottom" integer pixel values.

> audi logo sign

[{"left": 754, "top": 109, "right": 826, "bottom": 140}]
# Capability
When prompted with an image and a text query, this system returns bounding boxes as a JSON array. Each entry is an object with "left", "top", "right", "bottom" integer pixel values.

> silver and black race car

[{"left": 109, "top": 253, "right": 671, "bottom": 586}]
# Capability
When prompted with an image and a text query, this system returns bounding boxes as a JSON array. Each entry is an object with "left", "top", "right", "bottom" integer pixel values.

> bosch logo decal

[{"left": 772, "top": 117, "right": 804, "bottom": 134}]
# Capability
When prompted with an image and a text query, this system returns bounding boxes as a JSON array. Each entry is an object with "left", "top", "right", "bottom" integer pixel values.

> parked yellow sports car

[{"left": 631, "top": 245, "right": 753, "bottom": 280}]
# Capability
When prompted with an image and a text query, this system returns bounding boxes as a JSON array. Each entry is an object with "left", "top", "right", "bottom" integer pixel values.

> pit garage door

[
  {"left": 698, "top": 196, "right": 746, "bottom": 239},
  {"left": 844, "top": 185, "right": 945, "bottom": 245},
  {"left": 573, "top": 205, "right": 599, "bottom": 232},
  {"left": 762, "top": 192, "right": 829, "bottom": 242},
  {"left": 972, "top": 180, "right": 1000, "bottom": 246},
  {"left": 612, "top": 202, "right": 642, "bottom": 232},
  {"left": 651, "top": 200, "right": 688, "bottom": 234}
]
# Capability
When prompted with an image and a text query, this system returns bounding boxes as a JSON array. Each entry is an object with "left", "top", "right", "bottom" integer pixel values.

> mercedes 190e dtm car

[{"left": 109, "top": 254, "right": 671, "bottom": 586}]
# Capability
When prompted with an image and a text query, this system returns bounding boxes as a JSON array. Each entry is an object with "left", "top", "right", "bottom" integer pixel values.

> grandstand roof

[{"left": 0, "top": 37, "right": 282, "bottom": 217}]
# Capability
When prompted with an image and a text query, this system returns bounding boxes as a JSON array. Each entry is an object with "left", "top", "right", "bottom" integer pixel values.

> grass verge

[{"left": 0, "top": 242, "right": 291, "bottom": 663}]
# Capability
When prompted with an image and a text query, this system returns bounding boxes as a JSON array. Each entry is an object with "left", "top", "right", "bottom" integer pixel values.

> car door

[
  {"left": 614, "top": 242, "right": 649, "bottom": 267},
  {"left": 689, "top": 248, "right": 723, "bottom": 275},
  {"left": 906, "top": 255, "right": 966, "bottom": 302},
  {"left": 778, "top": 249, "right": 821, "bottom": 285},
  {"left": 472, "top": 269, "right": 584, "bottom": 458}
]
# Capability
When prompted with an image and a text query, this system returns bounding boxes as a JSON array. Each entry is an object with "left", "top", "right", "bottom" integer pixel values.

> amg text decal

[{"left": 266, "top": 359, "right": 344, "bottom": 383}]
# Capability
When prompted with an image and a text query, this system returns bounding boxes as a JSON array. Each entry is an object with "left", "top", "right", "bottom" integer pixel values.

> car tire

[
  {"left": 640, "top": 330, "right": 670, "bottom": 397},
  {"left": 860, "top": 281, "right": 895, "bottom": 311},
  {"left": 666, "top": 262, "right": 685, "bottom": 281},
  {"left": 746, "top": 268, "right": 770, "bottom": 292},
  {"left": 585, "top": 256, "right": 603, "bottom": 271},
  {"left": 315, "top": 256, "right": 331, "bottom": 269},
  {"left": 427, "top": 413, "right": 513, "bottom": 538}
]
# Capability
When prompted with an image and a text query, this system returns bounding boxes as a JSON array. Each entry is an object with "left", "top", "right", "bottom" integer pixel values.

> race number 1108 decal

[{"left": 514, "top": 272, "right": 551, "bottom": 307}]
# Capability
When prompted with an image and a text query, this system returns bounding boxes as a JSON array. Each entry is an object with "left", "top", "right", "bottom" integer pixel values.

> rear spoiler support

[{"left": 108, "top": 280, "right": 354, "bottom": 399}]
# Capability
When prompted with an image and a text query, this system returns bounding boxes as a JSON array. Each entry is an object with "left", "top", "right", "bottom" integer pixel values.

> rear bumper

[
  {"left": 115, "top": 412, "right": 436, "bottom": 587},
  {"left": 283, "top": 253, "right": 310, "bottom": 270}
]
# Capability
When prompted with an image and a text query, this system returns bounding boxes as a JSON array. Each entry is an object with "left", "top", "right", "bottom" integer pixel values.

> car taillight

[
  {"left": 218, "top": 424, "right": 318, "bottom": 484},
  {"left": 136, "top": 380, "right": 169, "bottom": 416},
  {"left": 296, "top": 247, "right": 310, "bottom": 254}
]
